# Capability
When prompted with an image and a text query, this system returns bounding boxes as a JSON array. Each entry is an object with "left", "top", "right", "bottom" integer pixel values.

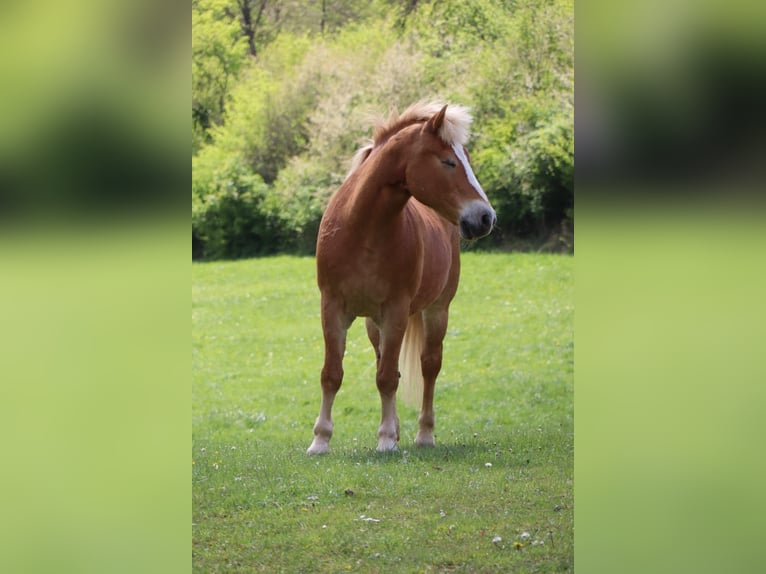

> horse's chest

[
  {"left": 330, "top": 251, "right": 412, "bottom": 304},
  {"left": 320, "top": 243, "right": 451, "bottom": 318}
]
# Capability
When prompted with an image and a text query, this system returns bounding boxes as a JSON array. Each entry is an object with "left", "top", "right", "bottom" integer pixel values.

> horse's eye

[{"left": 441, "top": 159, "right": 456, "bottom": 168}]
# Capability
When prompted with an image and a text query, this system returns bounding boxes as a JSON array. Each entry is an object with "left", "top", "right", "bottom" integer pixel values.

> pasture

[{"left": 192, "top": 253, "right": 573, "bottom": 572}]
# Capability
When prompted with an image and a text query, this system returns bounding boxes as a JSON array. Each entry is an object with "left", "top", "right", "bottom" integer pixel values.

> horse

[{"left": 307, "top": 101, "right": 496, "bottom": 454}]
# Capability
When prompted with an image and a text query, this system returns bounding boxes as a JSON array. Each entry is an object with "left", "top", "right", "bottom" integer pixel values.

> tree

[{"left": 192, "top": 0, "right": 248, "bottom": 154}]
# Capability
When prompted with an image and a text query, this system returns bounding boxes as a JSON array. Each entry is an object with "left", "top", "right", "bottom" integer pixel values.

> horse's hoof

[
  {"left": 376, "top": 438, "right": 398, "bottom": 453},
  {"left": 414, "top": 433, "right": 435, "bottom": 447},
  {"left": 307, "top": 439, "right": 330, "bottom": 455}
]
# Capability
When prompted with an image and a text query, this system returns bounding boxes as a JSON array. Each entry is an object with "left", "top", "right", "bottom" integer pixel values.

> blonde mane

[{"left": 346, "top": 101, "right": 473, "bottom": 179}]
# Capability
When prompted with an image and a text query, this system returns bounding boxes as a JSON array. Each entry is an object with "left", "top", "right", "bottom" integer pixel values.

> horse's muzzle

[{"left": 459, "top": 201, "right": 496, "bottom": 240}]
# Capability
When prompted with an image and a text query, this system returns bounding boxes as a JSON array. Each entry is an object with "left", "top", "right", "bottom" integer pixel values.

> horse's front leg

[
  {"left": 375, "top": 305, "right": 408, "bottom": 452},
  {"left": 307, "top": 297, "right": 352, "bottom": 455}
]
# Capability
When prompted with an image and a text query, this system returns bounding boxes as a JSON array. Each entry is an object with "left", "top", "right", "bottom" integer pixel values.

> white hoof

[
  {"left": 307, "top": 438, "right": 330, "bottom": 455},
  {"left": 376, "top": 437, "right": 398, "bottom": 452}
]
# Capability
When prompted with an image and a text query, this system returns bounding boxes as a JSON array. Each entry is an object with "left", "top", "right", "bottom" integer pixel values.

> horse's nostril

[{"left": 481, "top": 213, "right": 491, "bottom": 228}]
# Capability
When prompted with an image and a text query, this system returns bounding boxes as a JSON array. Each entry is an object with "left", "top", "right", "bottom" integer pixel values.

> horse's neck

[{"left": 344, "top": 149, "right": 409, "bottom": 230}]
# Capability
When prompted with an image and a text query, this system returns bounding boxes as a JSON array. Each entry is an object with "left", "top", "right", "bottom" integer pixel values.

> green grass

[{"left": 193, "top": 253, "right": 573, "bottom": 573}]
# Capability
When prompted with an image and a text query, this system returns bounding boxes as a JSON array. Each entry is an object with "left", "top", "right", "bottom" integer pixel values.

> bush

[
  {"left": 205, "top": 34, "right": 316, "bottom": 184},
  {"left": 476, "top": 103, "right": 573, "bottom": 236},
  {"left": 269, "top": 157, "right": 341, "bottom": 254},
  {"left": 192, "top": 146, "right": 287, "bottom": 259}
]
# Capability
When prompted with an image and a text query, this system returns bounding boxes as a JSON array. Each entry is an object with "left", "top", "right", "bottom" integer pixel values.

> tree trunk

[{"left": 239, "top": 0, "right": 268, "bottom": 57}]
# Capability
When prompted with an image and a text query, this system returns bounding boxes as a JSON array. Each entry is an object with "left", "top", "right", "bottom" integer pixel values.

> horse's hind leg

[
  {"left": 365, "top": 317, "right": 381, "bottom": 366},
  {"left": 307, "top": 296, "right": 352, "bottom": 455},
  {"left": 375, "top": 305, "right": 408, "bottom": 452},
  {"left": 416, "top": 308, "right": 449, "bottom": 447}
]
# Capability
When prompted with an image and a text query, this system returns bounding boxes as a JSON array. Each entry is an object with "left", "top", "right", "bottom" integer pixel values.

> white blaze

[{"left": 452, "top": 143, "right": 489, "bottom": 203}]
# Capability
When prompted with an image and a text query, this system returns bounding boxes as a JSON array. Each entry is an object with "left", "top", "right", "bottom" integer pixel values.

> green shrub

[
  {"left": 207, "top": 35, "right": 316, "bottom": 184},
  {"left": 192, "top": 146, "right": 286, "bottom": 259},
  {"left": 476, "top": 103, "right": 573, "bottom": 236},
  {"left": 192, "top": 0, "right": 248, "bottom": 155},
  {"left": 269, "top": 157, "right": 341, "bottom": 254}
]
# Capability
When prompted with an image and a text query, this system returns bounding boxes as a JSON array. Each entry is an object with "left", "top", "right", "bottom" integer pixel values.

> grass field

[{"left": 192, "top": 253, "right": 573, "bottom": 573}]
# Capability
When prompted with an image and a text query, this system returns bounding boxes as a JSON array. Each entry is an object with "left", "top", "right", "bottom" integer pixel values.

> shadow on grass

[{"left": 323, "top": 436, "right": 565, "bottom": 470}]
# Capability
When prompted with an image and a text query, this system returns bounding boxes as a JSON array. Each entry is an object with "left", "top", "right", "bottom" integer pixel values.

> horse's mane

[{"left": 346, "top": 101, "right": 473, "bottom": 179}]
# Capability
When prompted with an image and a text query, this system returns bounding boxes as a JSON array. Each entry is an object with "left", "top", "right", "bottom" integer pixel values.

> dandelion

[{"left": 513, "top": 541, "right": 524, "bottom": 550}]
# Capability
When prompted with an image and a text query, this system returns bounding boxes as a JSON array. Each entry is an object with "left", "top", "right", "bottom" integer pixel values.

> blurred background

[
  {"left": 0, "top": 2, "right": 188, "bottom": 573},
  {"left": 0, "top": 0, "right": 187, "bottom": 221},
  {"left": 576, "top": 1, "right": 766, "bottom": 573},
  {"left": 578, "top": 0, "right": 766, "bottom": 191}
]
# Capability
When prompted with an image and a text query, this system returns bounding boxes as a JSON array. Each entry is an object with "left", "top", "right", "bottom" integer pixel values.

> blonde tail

[{"left": 398, "top": 313, "right": 425, "bottom": 407}]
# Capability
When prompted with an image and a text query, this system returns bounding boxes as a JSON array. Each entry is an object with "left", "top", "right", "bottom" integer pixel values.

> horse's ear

[{"left": 423, "top": 104, "right": 448, "bottom": 135}]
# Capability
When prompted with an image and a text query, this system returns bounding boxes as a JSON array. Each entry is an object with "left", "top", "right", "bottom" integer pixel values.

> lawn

[{"left": 192, "top": 252, "right": 573, "bottom": 573}]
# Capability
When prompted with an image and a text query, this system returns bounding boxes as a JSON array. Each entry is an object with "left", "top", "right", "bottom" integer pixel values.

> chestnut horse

[{"left": 307, "top": 102, "right": 496, "bottom": 454}]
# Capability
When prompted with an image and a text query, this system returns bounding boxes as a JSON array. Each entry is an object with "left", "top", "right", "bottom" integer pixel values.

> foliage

[
  {"left": 192, "top": 146, "right": 285, "bottom": 259},
  {"left": 470, "top": 0, "right": 574, "bottom": 237},
  {"left": 193, "top": 253, "right": 574, "bottom": 571},
  {"left": 192, "top": 0, "right": 574, "bottom": 258},
  {"left": 192, "top": 0, "right": 249, "bottom": 155},
  {"left": 476, "top": 103, "right": 574, "bottom": 236},
  {"left": 205, "top": 34, "right": 317, "bottom": 185},
  {"left": 269, "top": 157, "right": 341, "bottom": 254}
]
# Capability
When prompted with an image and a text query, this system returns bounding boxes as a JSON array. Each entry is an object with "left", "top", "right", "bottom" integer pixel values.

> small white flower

[
  {"left": 520, "top": 531, "right": 531, "bottom": 540},
  {"left": 439, "top": 509, "right": 446, "bottom": 518},
  {"left": 492, "top": 535, "right": 502, "bottom": 544},
  {"left": 358, "top": 515, "right": 380, "bottom": 523},
  {"left": 485, "top": 462, "right": 492, "bottom": 468}
]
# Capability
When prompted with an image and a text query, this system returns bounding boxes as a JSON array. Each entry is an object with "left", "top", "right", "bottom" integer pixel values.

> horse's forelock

[
  {"left": 376, "top": 101, "right": 472, "bottom": 147},
  {"left": 432, "top": 103, "right": 472, "bottom": 147}
]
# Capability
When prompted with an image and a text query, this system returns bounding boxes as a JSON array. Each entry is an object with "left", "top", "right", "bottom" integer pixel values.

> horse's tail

[{"left": 398, "top": 312, "right": 425, "bottom": 408}]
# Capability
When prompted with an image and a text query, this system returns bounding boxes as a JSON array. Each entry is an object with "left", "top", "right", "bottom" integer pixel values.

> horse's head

[{"left": 404, "top": 105, "right": 496, "bottom": 240}]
